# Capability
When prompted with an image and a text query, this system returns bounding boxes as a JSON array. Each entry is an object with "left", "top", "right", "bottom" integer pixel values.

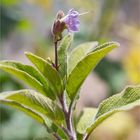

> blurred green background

[{"left": 0, "top": 0, "right": 140, "bottom": 140}]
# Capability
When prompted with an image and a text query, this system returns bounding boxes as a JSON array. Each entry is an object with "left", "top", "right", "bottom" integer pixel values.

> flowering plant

[{"left": 0, "top": 9, "right": 140, "bottom": 140}]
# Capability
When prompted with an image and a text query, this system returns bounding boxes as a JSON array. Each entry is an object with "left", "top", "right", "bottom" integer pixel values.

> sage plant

[{"left": 0, "top": 9, "right": 140, "bottom": 140}]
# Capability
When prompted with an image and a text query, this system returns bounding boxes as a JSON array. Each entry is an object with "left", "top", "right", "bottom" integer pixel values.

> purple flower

[{"left": 61, "top": 9, "right": 80, "bottom": 32}]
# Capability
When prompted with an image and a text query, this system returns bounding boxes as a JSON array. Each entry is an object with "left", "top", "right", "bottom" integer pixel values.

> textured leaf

[
  {"left": 25, "top": 52, "right": 63, "bottom": 96},
  {"left": 0, "top": 99, "right": 57, "bottom": 134},
  {"left": 66, "top": 42, "right": 119, "bottom": 100},
  {"left": 0, "top": 90, "right": 64, "bottom": 125},
  {"left": 0, "top": 61, "right": 55, "bottom": 99},
  {"left": 0, "top": 99, "right": 45, "bottom": 124},
  {"left": 68, "top": 42, "right": 98, "bottom": 75},
  {"left": 86, "top": 85, "right": 140, "bottom": 135},
  {"left": 58, "top": 34, "right": 73, "bottom": 79},
  {"left": 76, "top": 108, "right": 97, "bottom": 134}
]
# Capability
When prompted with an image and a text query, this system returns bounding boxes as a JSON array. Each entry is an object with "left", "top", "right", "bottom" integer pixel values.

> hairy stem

[
  {"left": 54, "top": 38, "right": 76, "bottom": 139},
  {"left": 59, "top": 93, "right": 76, "bottom": 140}
]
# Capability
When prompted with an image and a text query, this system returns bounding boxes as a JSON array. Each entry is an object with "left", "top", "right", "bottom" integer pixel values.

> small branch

[
  {"left": 59, "top": 93, "right": 68, "bottom": 126},
  {"left": 61, "top": 126, "right": 73, "bottom": 139},
  {"left": 53, "top": 133, "right": 61, "bottom": 140},
  {"left": 59, "top": 93, "right": 76, "bottom": 140},
  {"left": 68, "top": 101, "right": 73, "bottom": 133}
]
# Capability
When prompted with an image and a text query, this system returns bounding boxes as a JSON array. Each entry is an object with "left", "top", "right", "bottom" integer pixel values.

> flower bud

[{"left": 52, "top": 10, "right": 66, "bottom": 42}]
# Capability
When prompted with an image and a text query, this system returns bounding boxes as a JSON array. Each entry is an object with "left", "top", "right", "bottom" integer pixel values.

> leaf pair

[
  {"left": 0, "top": 52, "right": 63, "bottom": 100},
  {"left": 58, "top": 35, "right": 119, "bottom": 102},
  {"left": 43, "top": 34, "right": 119, "bottom": 104}
]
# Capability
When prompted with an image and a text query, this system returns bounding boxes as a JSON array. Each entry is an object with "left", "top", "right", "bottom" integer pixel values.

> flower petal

[{"left": 62, "top": 9, "right": 80, "bottom": 32}]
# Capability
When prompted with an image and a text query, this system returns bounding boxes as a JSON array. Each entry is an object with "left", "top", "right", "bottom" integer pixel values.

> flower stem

[{"left": 54, "top": 41, "right": 58, "bottom": 71}]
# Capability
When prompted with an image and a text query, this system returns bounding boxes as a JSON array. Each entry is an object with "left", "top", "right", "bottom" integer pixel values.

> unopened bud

[{"left": 52, "top": 10, "right": 66, "bottom": 42}]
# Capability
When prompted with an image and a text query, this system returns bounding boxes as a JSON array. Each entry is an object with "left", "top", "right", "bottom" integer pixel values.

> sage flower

[
  {"left": 61, "top": 9, "right": 80, "bottom": 32},
  {"left": 52, "top": 9, "right": 80, "bottom": 41}
]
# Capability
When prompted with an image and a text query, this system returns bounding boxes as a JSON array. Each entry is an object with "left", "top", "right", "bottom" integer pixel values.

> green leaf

[
  {"left": 0, "top": 89, "right": 64, "bottom": 138},
  {"left": 68, "top": 41, "right": 98, "bottom": 75},
  {"left": 0, "top": 61, "right": 55, "bottom": 100},
  {"left": 0, "top": 90, "right": 64, "bottom": 125},
  {"left": 58, "top": 34, "right": 73, "bottom": 79},
  {"left": 25, "top": 52, "right": 63, "bottom": 96},
  {"left": 0, "top": 99, "right": 45, "bottom": 124},
  {"left": 76, "top": 108, "right": 97, "bottom": 134},
  {"left": 1, "top": 97, "right": 57, "bottom": 134},
  {"left": 66, "top": 42, "right": 119, "bottom": 100},
  {"left": 86, "top": 85, "right": 140, "bottom": 135},
  {"left": 56, "top": 128, "right": 69, "bottom": 140}
]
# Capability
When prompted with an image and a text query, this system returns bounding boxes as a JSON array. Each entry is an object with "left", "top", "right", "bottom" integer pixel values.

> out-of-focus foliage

[
  {"left": 95, "top": 59, "right": 125, "bottom": 95},
  {"left": 0, "top": 5, "right": 20, "bottom": 39},
  {"left": 27, "top": 0, "right": 52, "bottom": 9},
  {"left": 121, "top": 25, "right": 140, "bottom": 84},
  {"left": 123, "top": 46, "right": 140, "bottom": 84},
  {"left": 89, "top": 112, "right": 136, "bottom": 140}
]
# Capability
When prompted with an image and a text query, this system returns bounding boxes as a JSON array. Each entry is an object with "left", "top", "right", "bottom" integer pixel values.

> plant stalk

[
  {"left": 54, "top": 41, "right": 58, "bottom": 70},
  {"left": 54, "top": 38, "right": 76, "bottom": 140},
  {"left": 59, "top": 94, "right": 76, "bottom": 140}
]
